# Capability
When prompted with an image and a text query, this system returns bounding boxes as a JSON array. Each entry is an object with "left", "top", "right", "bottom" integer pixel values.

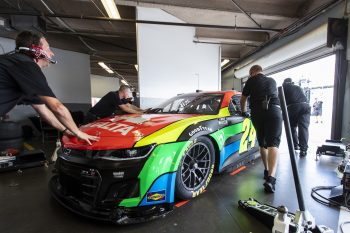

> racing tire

[
  {"left": 175, "top": 137, "right": 215, "bottom": 200},
  {"left": 0, "top": 121, "right": 23, "bottom": 140}
]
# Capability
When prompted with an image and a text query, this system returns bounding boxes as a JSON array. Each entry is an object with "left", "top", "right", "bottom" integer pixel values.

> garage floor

[{"left": 0, "top": 133, "right": 344, "bottom": 233}]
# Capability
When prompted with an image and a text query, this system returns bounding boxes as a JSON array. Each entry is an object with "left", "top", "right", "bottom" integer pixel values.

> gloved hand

[{"left": 241, "top": 111, "right": 250, "bottom": 118}]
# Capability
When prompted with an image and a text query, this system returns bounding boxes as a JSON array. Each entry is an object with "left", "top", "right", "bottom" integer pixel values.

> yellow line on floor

[{"left": 23, "top": 143, "right": 35, "bottom": 151}]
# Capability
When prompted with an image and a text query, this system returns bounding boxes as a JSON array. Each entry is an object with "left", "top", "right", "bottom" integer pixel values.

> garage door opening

[{"left": 270, "top": 55, "right": 336, "bottom": 146}]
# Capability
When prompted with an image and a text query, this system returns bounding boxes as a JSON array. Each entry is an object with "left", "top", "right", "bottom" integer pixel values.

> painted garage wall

[
  {"left": 0, "top": 36, "right": 91, "bottom": 120},
  {"left": 136, "top": 7, "right": 221, "bottom": 108},
  {"left": 90, "top": 74, "right": 120, "bottom": 98}
]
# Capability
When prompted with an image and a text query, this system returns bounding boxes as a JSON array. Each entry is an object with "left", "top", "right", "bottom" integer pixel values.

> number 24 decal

[{"left": 239, "top": 118, "right": 256, "bottom": 154}]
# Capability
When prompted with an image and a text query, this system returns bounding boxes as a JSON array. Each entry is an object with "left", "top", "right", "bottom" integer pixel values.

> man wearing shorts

[{"left": 240, "top": 65, "right": 282, "bottom": 193}]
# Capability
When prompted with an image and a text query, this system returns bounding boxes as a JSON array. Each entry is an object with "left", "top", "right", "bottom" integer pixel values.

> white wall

[
  {"left": 42, "top": 47, "right": 91, "bottom": 104},
  {"left": 137, "top": 7, "right": 221, "bottom": 108},
  {"left": 90, "top": 74, "right": 120, "bottom": 98}
]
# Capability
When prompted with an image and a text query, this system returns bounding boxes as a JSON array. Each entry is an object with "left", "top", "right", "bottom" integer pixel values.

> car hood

[{"left": 62, "top": 113, "right": 199, "bottom": 150}]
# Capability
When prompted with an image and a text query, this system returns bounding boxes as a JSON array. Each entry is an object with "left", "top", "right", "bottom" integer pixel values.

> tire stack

[{"left": 0, "top": 121, "right": 23, "bottom": 156}]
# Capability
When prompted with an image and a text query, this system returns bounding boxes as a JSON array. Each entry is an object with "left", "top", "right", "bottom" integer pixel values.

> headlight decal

[
  {"left": 94, "top": 144, "right": 155, "bottom": 161},
  {"left": 119, "top": 141, "right": 191, "bottom": 208}
]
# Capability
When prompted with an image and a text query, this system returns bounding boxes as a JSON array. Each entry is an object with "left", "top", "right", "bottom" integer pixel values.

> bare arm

[
  {"left": 127, "top": 103, "right": 144, "bottom": 111},
  {"left": 119, "top": 104, "right": 144, "bottom": 114},
  {"left": 240, "top": 95, "right": 248, "bottom": 113},
  {"left": 32, "top": 104, "right": 65, "bottom": 132},
  {"left": 38, "top": 96, "right": 99, "bottom": 145}
]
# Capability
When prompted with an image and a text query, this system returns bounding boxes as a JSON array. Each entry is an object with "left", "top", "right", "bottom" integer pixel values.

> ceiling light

[
  {"left": 134, "top": 64, "right": 138, "bottom": 71},
  {"left": 221, "top": 59, "right": 229, "bottom": 67},
  {"left": 98, "top": 61, "right": 114, "bottom": 74},
  {"left": 101, "top": 0, "right": 121, "bottom": 19},
  {"left": 121, "top": 79, "right": 128, "bottom": 85}
]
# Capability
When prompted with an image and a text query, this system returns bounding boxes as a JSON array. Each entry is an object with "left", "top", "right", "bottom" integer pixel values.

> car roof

[{"left": 177, "top": 90, "right": 241, "bottom": 97}]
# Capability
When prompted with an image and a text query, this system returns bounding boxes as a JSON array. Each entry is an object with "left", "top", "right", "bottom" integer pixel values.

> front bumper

[{"left": 49, "top": 153, "right": 173, "bottom": 224}]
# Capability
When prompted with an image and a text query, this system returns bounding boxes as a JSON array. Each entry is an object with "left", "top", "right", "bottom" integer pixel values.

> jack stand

[
  {"left": 272, "top": 206, "right": 291, "bottom": 233},
  {"left": 294, "top": 209, "right": 315, "bottom": 232},
  {"left": 239, "top": 86, "right": 333, "bottom": 233}
]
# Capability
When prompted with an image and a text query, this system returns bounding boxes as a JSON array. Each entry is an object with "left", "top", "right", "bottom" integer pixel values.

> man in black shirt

[
  {"left": 240, "top": 65, "right": 282, "bottom": 193},
  {"left": 0, "top": 30, "right": 99, "bottom": 145},
  {"left": 86, "top": 85, "right": 144, "bottom": 122},
  {"left": 282, "top": 78, "right": 310, "bottom": 157}
]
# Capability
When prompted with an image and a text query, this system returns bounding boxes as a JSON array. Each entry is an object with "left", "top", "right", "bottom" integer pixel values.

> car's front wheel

[{"left": 175, "top": 137, "right": 215, "bottom": 200}]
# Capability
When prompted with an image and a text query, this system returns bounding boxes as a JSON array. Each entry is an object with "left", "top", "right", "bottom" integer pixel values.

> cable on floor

[
  {"left": 340, "top": 221, "right": 350, "bottom": 233},
  {"left": 311, "top": 186, "right": 349, "bottom": 209}
]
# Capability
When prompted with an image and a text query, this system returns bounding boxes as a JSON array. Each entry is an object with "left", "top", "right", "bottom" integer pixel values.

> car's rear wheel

[{"left": 175, "top": 137, "right": 215, "bottom": 200}]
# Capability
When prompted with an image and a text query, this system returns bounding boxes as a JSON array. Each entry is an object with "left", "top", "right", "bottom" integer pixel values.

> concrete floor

[{"left": 0, "top": 128, "right": 344, "bottom": 233}]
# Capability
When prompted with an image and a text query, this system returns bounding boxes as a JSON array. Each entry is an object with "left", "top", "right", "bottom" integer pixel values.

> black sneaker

[
  {"left": 264, "top": 170, "right": 268, "bottom": 180},
  {"left": 299, "top": 150, "right": 307, "bottom": 157},
  {"left": 264, "top": 176, "right": 276, "bottom": 193}
]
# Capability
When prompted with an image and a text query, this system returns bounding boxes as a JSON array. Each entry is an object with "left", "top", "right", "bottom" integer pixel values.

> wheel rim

[{"left": 180, "top": 142, "right": 211, "bottom": 191}]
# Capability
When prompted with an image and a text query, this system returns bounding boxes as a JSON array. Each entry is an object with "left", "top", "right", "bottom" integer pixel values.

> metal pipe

[
  {"left": 228, "top": 0, "right": 342, "bottom": 70},
  {"left": 230, "top": 0, "right": 261, "bottom": 28},
  {"left": 47, "top": 30, "right": 135, "bottom": 38},
  {"left": 278, "top": 86, "right": 306, "bottom": 211},
  {"left": 0, "top": 10, "right": 281, "bottom": 33},
  {"left": 193, "top": 40, "right": 258, "bottom": 47}
]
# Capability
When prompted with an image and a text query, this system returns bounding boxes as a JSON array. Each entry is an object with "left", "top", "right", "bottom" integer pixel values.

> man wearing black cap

[{"left": 282, "top": 78, "right": 310, "bottom": 157}]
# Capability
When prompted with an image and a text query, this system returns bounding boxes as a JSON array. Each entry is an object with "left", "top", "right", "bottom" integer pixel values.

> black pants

[
  {"left": 287, "top": 103, "right": 310, "bottom": 151},
  {"left": 251, "top": 106, "right": 283, "bottom": 148}
]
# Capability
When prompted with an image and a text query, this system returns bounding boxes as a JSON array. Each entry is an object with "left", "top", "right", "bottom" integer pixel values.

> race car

[{"left": 49, "top": 90, "right": 258, "bottom": 224}]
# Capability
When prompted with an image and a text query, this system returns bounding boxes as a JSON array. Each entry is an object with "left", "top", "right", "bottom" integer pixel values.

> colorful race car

[{"left": 49, "top": 91, "right": 258, "bottom": 224}]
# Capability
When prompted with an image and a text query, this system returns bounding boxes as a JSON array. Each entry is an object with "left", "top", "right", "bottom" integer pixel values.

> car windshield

[{"left": 147, "top": 93, "right": 223, "bottom": 115}]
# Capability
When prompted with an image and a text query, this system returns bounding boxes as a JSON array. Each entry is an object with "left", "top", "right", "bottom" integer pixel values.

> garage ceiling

[{"left": 0, "top": 0, "right": 338, "bottom": 90}]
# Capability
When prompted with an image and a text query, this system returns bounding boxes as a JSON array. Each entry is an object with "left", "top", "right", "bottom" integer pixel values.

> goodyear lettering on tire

[{"left": 191, "top": 164, "right": 214, "bottom": 198}]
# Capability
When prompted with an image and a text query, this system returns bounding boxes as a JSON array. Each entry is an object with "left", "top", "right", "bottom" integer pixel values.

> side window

[
  {"left": 229, "top": 94, "right": 251, "bottom": 115},
  {"left": 229, "top": 95, "right": 241, "bottom": 115}
]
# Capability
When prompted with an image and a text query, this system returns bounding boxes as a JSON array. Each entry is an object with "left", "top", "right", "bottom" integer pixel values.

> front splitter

[{"left": 49, "top": 175, "right": 173, "bottom": 224}]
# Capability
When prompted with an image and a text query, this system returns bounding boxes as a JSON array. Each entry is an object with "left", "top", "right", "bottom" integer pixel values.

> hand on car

[{"left": 75, "top": 131, "right": 100, "bottom": 145}]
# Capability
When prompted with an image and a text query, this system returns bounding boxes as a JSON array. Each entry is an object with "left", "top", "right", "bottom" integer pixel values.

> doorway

[{"left": 270, "top": 55, "right": 336, "bottom": 146}]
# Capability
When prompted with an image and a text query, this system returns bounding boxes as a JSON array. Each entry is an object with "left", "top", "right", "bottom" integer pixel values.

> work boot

[
  {"left": 264, "top": 170, "right": 268, "bottom": 180},
  {"left": 264, "top": 176, "right": 276, "bottom": 193},
  {"left": 299, "top": 150, "right": 307, "bottom": 157}
]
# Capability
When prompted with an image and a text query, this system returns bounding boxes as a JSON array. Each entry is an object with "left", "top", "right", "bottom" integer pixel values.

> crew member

[
  {"left": 0, "top": 30, "right": 99, "bottom": 145},
  {"left": 240, "top": 65, "right": 282, "bottom": 193},
  {"left": 86, "top": 85, "right": 144, "bottom": 123},
  {"left": 312, "top": 98, "right": 323, "bottom": 123},
  {"left": 282, "top": 78, "right": 310, "bottom": 157}
]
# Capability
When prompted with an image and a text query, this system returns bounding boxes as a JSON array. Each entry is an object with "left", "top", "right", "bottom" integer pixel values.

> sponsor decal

[
  {"left": 218, "top": 118, "right": 228, "bottom": 125},
  {"left": 188, "top": 125, "right": 213, "bottom": 137},
  {"left": 88, "top": 122, "right": 135, "bottom": 135},
  {"left": 113, "top": 171, "right": 124, "bottom": 179},
  {"left": 146, "top": 190, "right": 166, "bottom": 202}
]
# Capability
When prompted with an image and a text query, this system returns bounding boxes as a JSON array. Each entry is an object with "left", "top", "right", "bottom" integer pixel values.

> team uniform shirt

[
  {"left": 242, "top": 73, "right": 282, "bottom": 148},
  {"left": 283, "top": 83, "right": 307, "bottom": 105},
  {"left": 242, "top": 73, "right": 280, "bottom": 110},
  {"left": 89, "top": 91, "right": 128, "bottom": 118},
  {"left": 0, "top": 53, "right": 55, "bottom": 116}
]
